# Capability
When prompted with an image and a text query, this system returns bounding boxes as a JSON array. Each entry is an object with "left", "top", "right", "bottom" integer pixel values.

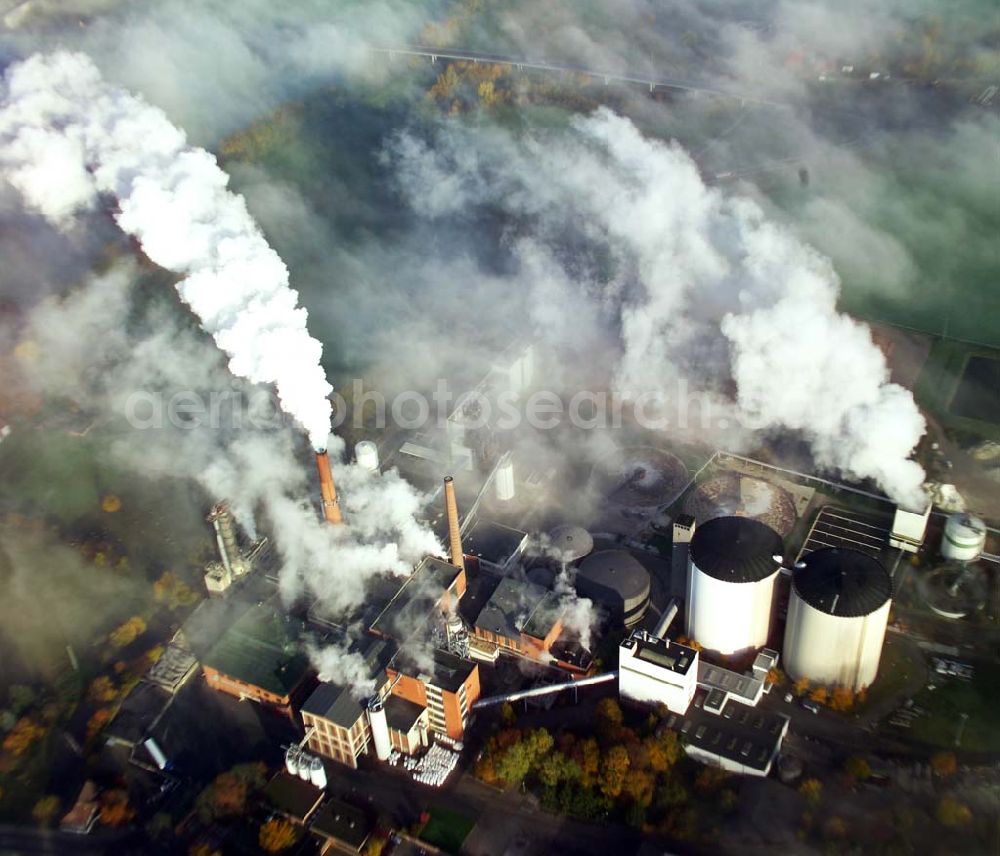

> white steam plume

[
  {"left": 0, "top": 51, "right": 332, "bottom": 447},
  {"left": 391, "top": 109, "right": 928, "bottom": 507}
]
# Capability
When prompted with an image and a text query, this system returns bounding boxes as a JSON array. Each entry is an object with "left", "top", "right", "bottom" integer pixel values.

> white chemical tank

[
  {"left": 297, "top": 752, "right": 312, "bottom": 781},
  {"left": 686, "top": 516, "right": 783, "bottom": 656},
  {"left": 941, "top": 513, "right": 987, "bottom": 563},
  {"left": 367, "top": 697, "right": 391, "bottom": 761},
  {"left": 495, "top": 453, "right": 515, "bottom": 502},
  {"left": 783, "top": 548, "right": 892, "bottom": 691},
  {"left": 308, "top": 754, "right": 327, "bottom": 789},
  {"left": 284, "top": 746, "right": 300, "bottom": 777},
  {"left": 355, "top": 440, "right": 380, "bottom": 474}
]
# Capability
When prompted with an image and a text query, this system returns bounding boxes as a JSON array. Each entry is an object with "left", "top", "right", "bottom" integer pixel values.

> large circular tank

[
  {"left": 941, "top": 513, "right": 987, "bottom": 563},
  {"left": 355, "top": 440, "right": 380, "bottom": 474},
  {"left": 547, "top": 525, "right": 595, "bottom": 564},
  {"left": 683, "top": 472, "right": 798, "bottom": 536},
  {"left": 686, "top": 516, "right": 783, "bottom": 655},
  {"left": 576, "top": 550, "right": 651, "bottom": 627},
  {"left": 783, "top": 548, "right": 892, "bottom": 691}
]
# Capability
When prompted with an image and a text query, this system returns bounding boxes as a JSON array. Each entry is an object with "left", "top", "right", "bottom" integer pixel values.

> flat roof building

[
  {"left": 369, "top": 557, "right": 466, "bottom": 641},
  {"left": 200, "top": 605, "right": 312, "bottom": 713},
  {"left": 471, "top": 577, "right": 564, "bottom": 661},
  {"left": 619, "top": 631, "right": 699, "bottom": 715},
  {"left": 387, "top": 648, "right": 481, "bottom": 742},
  {"left": 463, "top": 519, "right": 528, "bottom": 574},
  {"left": 670, "top": 698, "right": 789, "bottom": 776}
]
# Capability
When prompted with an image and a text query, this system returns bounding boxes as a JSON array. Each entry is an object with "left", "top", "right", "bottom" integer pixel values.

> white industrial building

[
  {"left": 619, "top": 631, "right": 699, "bottom": 715},
  {"left": 889, "top": 504, "right": 930, "bottom": 553},
  {"left": 686, "top": 516, "right": 783, "bottom": 656},
  {"left": 783, "top": 547, "right": 892, "bottom": 691}
]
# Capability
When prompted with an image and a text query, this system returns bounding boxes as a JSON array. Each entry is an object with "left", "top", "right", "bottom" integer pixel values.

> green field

[
  {"left": 915, "top": 338, "right": 1000, "bottom": 440},
  {"left": 908, "top": 661, "right": 1000, "bottom": 752},
  {"left": 420, "top": 807, "right": 477, "bottom": 855}
]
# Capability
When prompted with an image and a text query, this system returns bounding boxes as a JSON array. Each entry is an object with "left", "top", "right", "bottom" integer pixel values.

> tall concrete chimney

[
  {"left": 443, "top": 476, "right": 464, "bottom": 571},
  {"left": 208, "top": 501, "right": 246, "bottom": 576},
  {"left": 315, "top": 450, "right": 343, "bottom": 525}
]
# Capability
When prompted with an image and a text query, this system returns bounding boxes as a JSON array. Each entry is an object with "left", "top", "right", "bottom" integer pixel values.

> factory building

[
  {"left": 368, "top": 557, "right": 467, "bottom": 642},
  {"left": 200, "top": 605, "right": 313, "bottom": 714},
  {"left": 619, "top": 631, "right": 699, "bottom": 714},
  {"left": 385, "top": 649, "right": 481, "bottom": 742},
  {"left": 783, "top": 547, "right": 892, "bottom": 691},
  {"left": 941, "top": 513, "right": 987, "bottom": 563},
  {"left": 686, "top": 516, "right": 783, "bottom": 656},
  {"left": 470, "top": 577, "right": 564, "bottom": 662},
  {"left": 576, "top": 550, "right": 651, "bottom": 628},
  {"left": 670, "top": 699, "right": 790, "bottom": 777},
  {"left": 301, "top": 683, "right": 378, "bottom": 770},
  {"left": 462, "top": 518, "right": 528, "bottom": 575}
]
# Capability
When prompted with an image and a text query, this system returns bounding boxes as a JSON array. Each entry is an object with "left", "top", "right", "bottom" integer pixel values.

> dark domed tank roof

[
  {"left": 792, "top": 548, "right": 891, "bottom": 617},
  {"left": 547, "top": 525, "right": 594, "bottom": 562},
  {"left": 577, "top": 550, "right": 650, "bottom": 602},
  {"left": 689, "top": 516, "right": 783, "bottom": 583}
]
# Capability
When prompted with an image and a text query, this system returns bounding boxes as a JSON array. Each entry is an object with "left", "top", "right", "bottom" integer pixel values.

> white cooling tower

[
  {"left": 685, "top": 516, "right": 782, "bottom": 656},
  {"left": 495, "top": 452, "right": 515, "bottom": 501},
  {"left": 367, "top": 697, "right": 391, "bottom": 761},
  {"left": 355, "top": 440, "right": 380, "bottom": 474},
  {"left": 941, "top": 513, "right": 987, "bottom": 563},
  {"left": 308, "top": 754, "right": 327, "bottom": 789},
  {"left": 783, "top": 548, "right": 892, "bottom": 691}
]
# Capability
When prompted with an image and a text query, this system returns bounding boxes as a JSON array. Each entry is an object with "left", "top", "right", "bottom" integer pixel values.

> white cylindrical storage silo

[
  {"left": 686, "top": 516, "right": 782, "bottom": 656},
  {"left": 495, "top": 453, "right": 515, "bottom": 501},
  {"left": 355, "top": 440, "right": 380, "bottom": 474},
  {"left": 783, "top": 547, "right": 892, "bottom": 691},
  {"left": 297, "top": 752, "right": 312, "bottom": 781},
  {"left": 941, "top": 513, "right": 986, "bottom": 563},
  {"left": 308, "top": 755, "right": 327, "bottom": 789},
  {"left": 367, "top": 697, "right": 391, "bottom": 761},
  {"left": 285, "top": 746, "right": 300, "bottom": 777}
]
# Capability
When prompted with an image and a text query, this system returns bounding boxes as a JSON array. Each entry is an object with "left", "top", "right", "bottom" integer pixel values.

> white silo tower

[
  {"left": 941, "top": 513, "right": 987, "bottom": 563},
  {"left": 783, "top": 548, "right": 892, "bottom": 691},
  {"left": 308, "top": 754, "right": 327, "bottom": 789},
  {"left": 367, "top": 696, "right": 391, "bottom": 761},
  {"left": 685, "top": 516, "right": 783, "bottom": 656},
  {"left": 355, "top": 440, "right": 380, "bottom": 474},
  {"left": 297, "top": 752, "right": 312, "bottom": 781},
  {"left": 494, "top": 452, "right": 515, "bottom": 502},
  {"left": 284, "top": 746, "right": 300, "bottom": 777}
]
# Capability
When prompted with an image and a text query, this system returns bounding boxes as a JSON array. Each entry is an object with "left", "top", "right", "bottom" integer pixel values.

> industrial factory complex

[{"left": 95, "top": 342, "right": 1000, "bottom": 843}]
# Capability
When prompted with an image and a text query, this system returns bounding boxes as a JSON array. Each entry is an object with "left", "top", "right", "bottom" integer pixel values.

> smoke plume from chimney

[{"left": 0, "top": 51, "right": 333, "bottom": 447}]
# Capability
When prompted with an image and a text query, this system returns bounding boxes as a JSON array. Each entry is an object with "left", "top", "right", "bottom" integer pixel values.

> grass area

[
  {"left": 419, "top": 807, "right": 476, "bottom": 855},
  {"left": 914, "top": 337, "right": 1000, "bottom": 440},
  {"left": 861, "top": 632, "right": 925, "bottom": 712},
  {"left": 908, "top": 661, "right": 1000, "bottom": 752}
]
